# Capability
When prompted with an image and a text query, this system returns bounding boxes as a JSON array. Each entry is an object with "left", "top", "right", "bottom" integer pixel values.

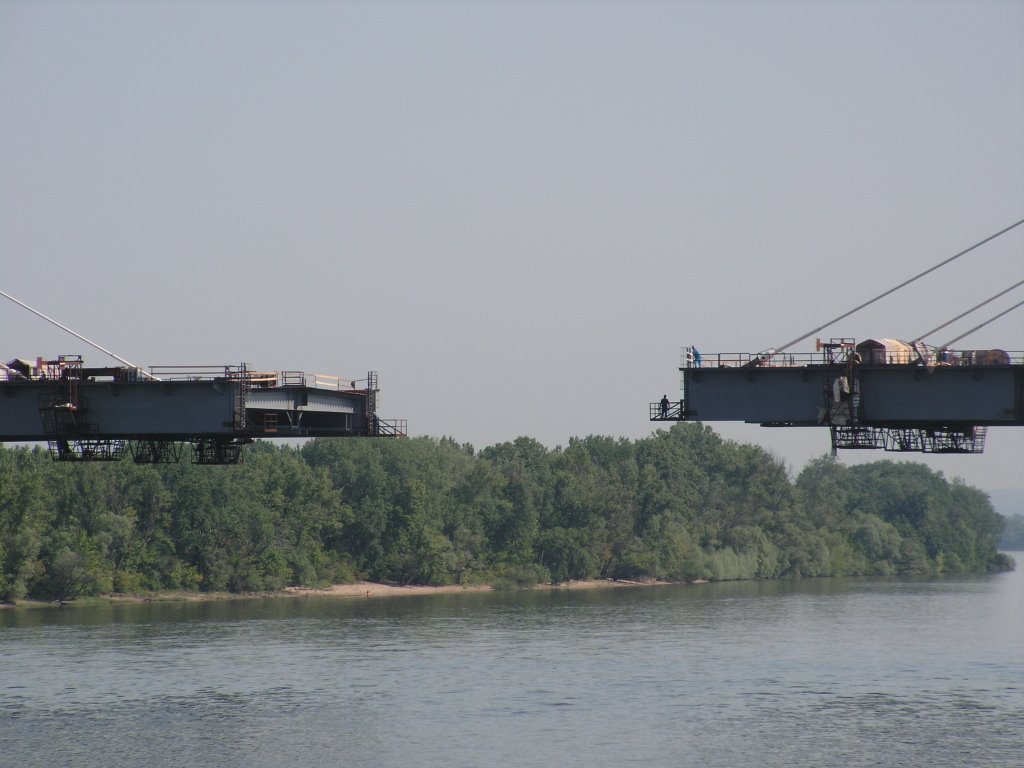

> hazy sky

[{"left": 2, "top": 1, "right": 1022, "bottom": 493}]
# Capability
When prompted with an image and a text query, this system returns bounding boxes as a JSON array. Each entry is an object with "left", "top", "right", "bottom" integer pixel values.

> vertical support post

[{"left": 366, "top": 371, "right": 378, "bottom": 435}]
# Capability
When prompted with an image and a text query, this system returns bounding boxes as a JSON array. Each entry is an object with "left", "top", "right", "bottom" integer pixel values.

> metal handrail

[
  {"left": 374, "top": 418, "right": 408, "bottom": 437},
  {"left": 679, "top": 350, "right": 819, "bottom": 369},
  {"left": 143, "top": 366, "right": 365, "bottom": 389},
  {"left": 649, "top": 401, "right": 685, "bottom": 421},
  {"left": 678, "top": 348, "right": 1024, "bottom": 368}
]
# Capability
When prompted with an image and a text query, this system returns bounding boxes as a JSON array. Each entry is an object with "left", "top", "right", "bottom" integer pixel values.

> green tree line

[{"left": 0, "top": 424, "right": 1012, "bottom": 602}]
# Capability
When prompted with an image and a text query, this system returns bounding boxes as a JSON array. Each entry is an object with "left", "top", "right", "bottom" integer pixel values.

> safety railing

[
  {"left": 275, "top": 372, "right": 364, "bottom": 390},
  {"left": 372, "top": 417, "right": 407, "bottom": 437},
  {"left": 649, "top": 400, "right": 686, "bottom": 421},
  {"left": 148, "top": 365, "right": 247, "bottom": 381},
  {"left": 679, "top": 349, "right": 820, "bottom": 369},
  {"left": 678, "top": 347, "right": 1024, "bottom": 368},
  {"left": 931, "top": 350, "right": 1024, "bottom": 366},
  {"left": 144, "top": 365, "right": 365, "bottom": 390}
]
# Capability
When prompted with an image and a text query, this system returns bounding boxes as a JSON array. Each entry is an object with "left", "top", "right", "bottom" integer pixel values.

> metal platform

[
  {"left": 650, "top": 340, "right": 1023, "bottom": 454},
  {"left": 1, "top": 356, "right": 406, "bottom": 463}
]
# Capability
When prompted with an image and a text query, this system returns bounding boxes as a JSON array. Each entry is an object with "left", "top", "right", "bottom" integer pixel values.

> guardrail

[
  {"left": 373, "top": 417, "right": 408, "bottom": 437},
  {"left": 148, "top": 365, "right": 242, "bottom": 380},
  {"left": 144, "top": 366, "right": 364, "bottom": 390},
  {"left": 649, "top": 401, "right": 685, "bottom": 421},
  {"left": 680, "top": 350, "right": 820, "bottom": 369},
  {"left": 678, "top": 348, "right": 1024, "bottom": 369}
]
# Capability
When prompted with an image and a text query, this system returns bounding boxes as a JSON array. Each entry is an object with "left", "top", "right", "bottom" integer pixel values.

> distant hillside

[
  {"left": 989, "top": 488, "right": 1024, "bottom": 550},
  {"left": 988, "top": 488, "right": 1024, "bottom": 520}
]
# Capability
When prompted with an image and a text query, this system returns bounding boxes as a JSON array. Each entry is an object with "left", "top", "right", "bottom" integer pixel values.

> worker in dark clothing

[{"left": 660, "top": 395, "right": 670, "bottom": 418}]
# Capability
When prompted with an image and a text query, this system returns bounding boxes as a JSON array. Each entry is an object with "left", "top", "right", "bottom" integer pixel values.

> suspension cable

[
  {"left": 773, "top": 217, "right": 1024, "bottom": 354},
  {"left": 938, "top": 298, "right": 1024, "bottom": 350},
  {"left": 912, "top": 278, "right": 1024, "bottom": 343},
  {"left": 0, "top": 289, "right": 159, "bottom": 380}
]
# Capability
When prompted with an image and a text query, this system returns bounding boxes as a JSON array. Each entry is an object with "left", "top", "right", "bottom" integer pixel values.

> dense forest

[{"left": 0, "top": 423, "right": 1012, "bottom": 603}]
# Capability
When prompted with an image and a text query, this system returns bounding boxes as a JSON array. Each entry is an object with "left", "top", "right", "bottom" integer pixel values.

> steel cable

[
  {"left": 938, "top": 298, "right": 1024, "bottom": 350},
  {"left": 912, "top": 278, "right": 1024, "bottom": 343},
  {"left": 773, "top": 217, "right": 1024, "bottom": 354}
]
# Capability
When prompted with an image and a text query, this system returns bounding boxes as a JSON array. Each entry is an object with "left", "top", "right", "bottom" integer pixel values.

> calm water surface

[{"left": 2, "top": 558, "right": 1022, "bottom": 768}]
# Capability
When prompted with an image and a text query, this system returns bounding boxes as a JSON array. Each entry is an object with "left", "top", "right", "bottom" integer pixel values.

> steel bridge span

[
  {"left": 651, "top": 339, "right": 1023, "bottom": 454},
  {"left": 0, "top": 355, "right": 405, "bottom": 464}
]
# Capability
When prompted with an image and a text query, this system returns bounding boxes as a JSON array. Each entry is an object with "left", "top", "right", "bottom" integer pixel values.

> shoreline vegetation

[{"left": 1, "top": 424, "right": 1013, "bottom": 607}]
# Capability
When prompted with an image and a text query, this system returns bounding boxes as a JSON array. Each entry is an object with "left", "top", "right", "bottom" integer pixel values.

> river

[{"left": 2, "top": 558, "right": 1021, "bottom": 768}]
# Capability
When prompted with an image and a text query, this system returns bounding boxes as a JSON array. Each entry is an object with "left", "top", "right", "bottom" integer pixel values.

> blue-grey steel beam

[
  {"left": 671, "top": 364, "right": 1023, "bottom": 427},
  {"left": 0, "top": 376, "right": 390, "bottom": 442}
]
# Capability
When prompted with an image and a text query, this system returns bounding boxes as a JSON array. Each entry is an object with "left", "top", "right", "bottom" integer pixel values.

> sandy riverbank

[
  {"left": 283, "top": 578, "right": 679, "bottom": 599},
  {"left": 2, "top": 578, "right": 683, "bottom": 609}
]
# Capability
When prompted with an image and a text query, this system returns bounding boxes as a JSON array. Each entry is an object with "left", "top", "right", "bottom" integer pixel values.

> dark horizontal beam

[
  {"left": 679, "top": 364, "right": 1024, "bottom": 427},
  {"left": 0, "top": 378, "right": 387, "bottom": 442}
]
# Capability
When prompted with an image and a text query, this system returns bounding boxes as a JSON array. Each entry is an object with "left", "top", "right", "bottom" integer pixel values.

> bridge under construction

[
  {"left": 0, "top": 354, "right": 407, "bottom": 462},
  {"left": 0, "top": 288, "right": 405, "bottom": 464},
  {"left": 0, "top": 356, "right": 405, "bottom": 464},
  {"left": 651, "top": 339, "right": 1024, "bottom": 454},
  {"left": 650, "top": 218, "right": 1024, "bottom": 455}
]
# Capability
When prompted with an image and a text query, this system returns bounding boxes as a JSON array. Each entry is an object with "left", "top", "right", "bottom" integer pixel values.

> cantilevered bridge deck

[
  {"left": 0, "top": 356, "right": 405, "bottom": 463},
  {"left": 651, "top": 341, "right": 1023, "bottom": 454}
]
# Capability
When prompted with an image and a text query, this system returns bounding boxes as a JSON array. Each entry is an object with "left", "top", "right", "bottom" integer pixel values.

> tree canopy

[{"left": 0, "top": 424, "right": 1012, "bottom": 602}]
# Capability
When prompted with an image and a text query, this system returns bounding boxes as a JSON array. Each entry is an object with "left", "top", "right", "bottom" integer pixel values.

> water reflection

[{"left": 2, "top": 568, "right": 1022, "bottom": 768}]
